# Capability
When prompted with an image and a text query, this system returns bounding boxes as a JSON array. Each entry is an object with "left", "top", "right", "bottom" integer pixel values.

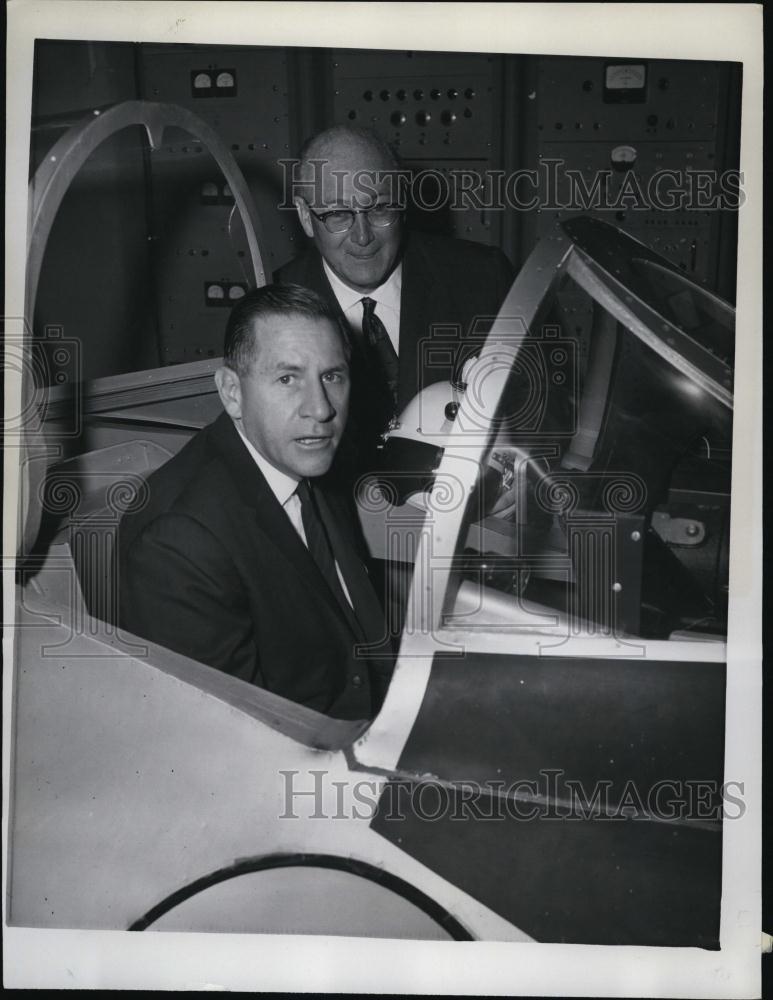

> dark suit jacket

[
  {"left": 117, "top": 413, "right": 392, "bottom": 720},
  {"left": 276, "top": 231, "right": 515, "bottom": 468},
  {"left": 277, "top": 230, "right": 515, "bottom": 408}
]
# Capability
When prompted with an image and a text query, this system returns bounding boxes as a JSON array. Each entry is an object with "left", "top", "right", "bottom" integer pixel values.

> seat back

[{"left": 31, "top": 440, "right": 174, "bottom": 623}]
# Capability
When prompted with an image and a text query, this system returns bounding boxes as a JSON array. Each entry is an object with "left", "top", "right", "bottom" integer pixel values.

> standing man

[
  {"left": 276, "top": 125, "right": 515, "bottom": 468},
  {"left": 118, "top": 284, "right": 392, "bottom": 720}
]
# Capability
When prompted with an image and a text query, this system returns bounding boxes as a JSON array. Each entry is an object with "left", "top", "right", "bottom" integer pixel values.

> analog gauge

[
  {"left": 605, "top": 64, "right": 646, "bottom": 89},
  {"left": 610, "top": 144, "right": 638, "bottom": 170}
]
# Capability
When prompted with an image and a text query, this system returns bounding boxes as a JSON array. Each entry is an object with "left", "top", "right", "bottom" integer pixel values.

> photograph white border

[{"left": 3, "top": 2, "right": 763, "bottom": 994}]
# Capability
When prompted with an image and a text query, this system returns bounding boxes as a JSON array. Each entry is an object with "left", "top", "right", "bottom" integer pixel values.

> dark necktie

[
  {"left": 361, "top": 297, "right": 399, "bottom": 406},
  {"left": 296, "top": 479, "right": 363, "bottom": 639}
]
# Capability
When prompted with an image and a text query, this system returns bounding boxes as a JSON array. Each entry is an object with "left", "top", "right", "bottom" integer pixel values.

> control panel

[
  {"left": 139, "top": 45, "right": 299, "bottom": 366},
  {"left": 522, "top": 57, "right": 740, "bottom": 293},
  {"left": 331, "top": 49, "right": 502, "bottom": 247},
  {"left": 30, "top": 42, "right": 741, "bottom": 386}
]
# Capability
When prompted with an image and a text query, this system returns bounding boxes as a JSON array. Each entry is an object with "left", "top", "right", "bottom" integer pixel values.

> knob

[
  {"left": 391, "top": 111, "right": 407, "bottom": 127},
  {"left": 416, "top": 110, "right": 431, "bottom": 126},
  {"left": 441, "top": 110, "right": 457, "bottom": 126}
]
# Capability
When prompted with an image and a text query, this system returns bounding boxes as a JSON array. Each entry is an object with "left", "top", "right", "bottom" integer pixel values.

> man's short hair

[
  {"left": 295, "top": 125, "right": 407, "bottom": 210},
  {"left": 298, "top": 124, "right": 401, "bottom": 178},
  {"left": 223, "top": 283, "right": 349, "bottom": 376}
]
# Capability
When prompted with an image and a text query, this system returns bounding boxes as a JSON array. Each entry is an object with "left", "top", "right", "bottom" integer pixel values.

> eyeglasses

[{"left": 307, "top": 204, "right": 402, "bottom": 234}]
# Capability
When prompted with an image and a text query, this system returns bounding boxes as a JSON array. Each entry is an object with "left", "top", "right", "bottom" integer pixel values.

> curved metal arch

[
  {"left": 26, "top": 99, "right": 267, "bottom": 319},
  {"left": 20, "top": 100, "right": 268, "bottom": 557}
]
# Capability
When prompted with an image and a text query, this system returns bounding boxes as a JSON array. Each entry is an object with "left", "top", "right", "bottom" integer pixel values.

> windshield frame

[{"left": 397, "top": 218, "right": 735, "bottom": 645}]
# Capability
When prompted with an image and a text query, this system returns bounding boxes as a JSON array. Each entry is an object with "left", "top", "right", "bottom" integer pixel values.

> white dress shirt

[
  {"left": 323, "top": 259, "right": 402, "bottom": 354},
  {"left": 237, "top": 425, "right": 305, "bottom": 536},
  {"left": 235, "top": 424, "right": 353, "bottom": 605}
]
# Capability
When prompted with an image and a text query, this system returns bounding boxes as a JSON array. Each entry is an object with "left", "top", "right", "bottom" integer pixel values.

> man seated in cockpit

[{"left": 117, "top": 284, "right": 393, "bottom": 720}]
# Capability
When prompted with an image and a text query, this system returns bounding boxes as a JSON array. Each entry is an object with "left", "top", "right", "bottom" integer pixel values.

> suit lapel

[
  {"left": 397, "top": 235, "right": 447, "bottom": 408},
  {"left": 209, "top": 414, "right": 359, "bottom": 634},
  {"left": 295, "top": 249, "right": 346, "bottom": 320}
]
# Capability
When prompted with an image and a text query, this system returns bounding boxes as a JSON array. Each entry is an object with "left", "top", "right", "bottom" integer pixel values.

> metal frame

[
  {"left": 11, "top": 210, "right": 735, "bottom": 942},
  {"left": 353, "top": 219, "right": 732, "bottom": 773},
  {"left": 21, "top": 100, "right": 267, "bottom": 555},
  {"left": 26, "top": 100, "right": 267, "bottom": 318}
]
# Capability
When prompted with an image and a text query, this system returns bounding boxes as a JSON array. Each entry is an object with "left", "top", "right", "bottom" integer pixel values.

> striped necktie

[{"left": 361, "top": 297, "right": 399, "bottom": 405}]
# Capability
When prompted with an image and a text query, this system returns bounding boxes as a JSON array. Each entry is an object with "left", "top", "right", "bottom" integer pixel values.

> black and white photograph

[{"left": 3, "top": 1, "right": 764, "bottom": 994}]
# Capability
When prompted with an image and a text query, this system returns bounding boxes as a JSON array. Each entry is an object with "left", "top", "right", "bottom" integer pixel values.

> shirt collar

[
  {"left": 235, "top": 424, "right": 299, "bottom": 506},
  {"left": 323, "top": 258, "right": 402, "bottom": 315}
]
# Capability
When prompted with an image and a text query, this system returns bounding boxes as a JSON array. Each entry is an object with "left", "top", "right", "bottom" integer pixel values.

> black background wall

[{"left": 30, "top": 41, "right": 741, "bottom": 381}]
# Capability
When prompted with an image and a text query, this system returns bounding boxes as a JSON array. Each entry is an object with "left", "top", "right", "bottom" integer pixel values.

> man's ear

[
  {"left": 294, "top": 196, "right": 315, "bottom": 239},
  {"left": 214, "top": 366, "right": 243, "bottom": 420}
]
